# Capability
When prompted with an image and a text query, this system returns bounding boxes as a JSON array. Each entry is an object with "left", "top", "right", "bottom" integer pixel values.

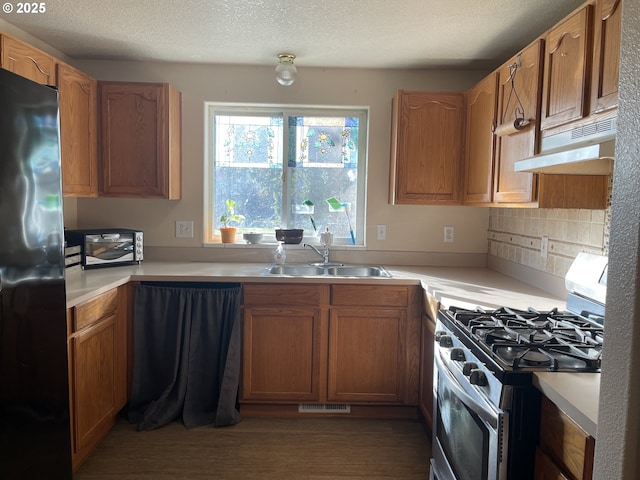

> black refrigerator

[{"left": 0, "top": 68, "right": 73, "bottom": 478}]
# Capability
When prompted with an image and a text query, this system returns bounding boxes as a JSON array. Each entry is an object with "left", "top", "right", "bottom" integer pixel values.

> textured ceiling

[{"left": 2, "top": 0, "right": 585, "bottom": 69}]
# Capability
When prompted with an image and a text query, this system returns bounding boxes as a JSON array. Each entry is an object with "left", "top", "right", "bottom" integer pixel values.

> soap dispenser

[{"left": 274, "top": 242, "right": 286, "bottom": 264}]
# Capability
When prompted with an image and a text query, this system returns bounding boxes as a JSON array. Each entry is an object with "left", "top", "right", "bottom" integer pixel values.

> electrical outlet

[
  {"left": 176, "top": 220, "right": 194, "bottom": 238},
  {"left": 376, "top": 224, "right": 386, "bottom": 241},
  {"left": 541, "top": 235, "right": 549, "bottom": 258},
  {"left": 444, "top": 226, "right": 455, "bottom": 243}
]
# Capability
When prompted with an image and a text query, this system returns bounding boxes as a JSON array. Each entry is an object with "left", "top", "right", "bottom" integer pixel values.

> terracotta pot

[{"left": 220, "top": 227, "right": 237, "bottom": 243}]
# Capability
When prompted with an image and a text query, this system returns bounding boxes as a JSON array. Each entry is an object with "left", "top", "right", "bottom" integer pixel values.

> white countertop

[
  {"left": 65, "top": 261, "right": 566, "bottom": 310},
  {"left": 65, "top": 261, "right": 598, "bottom": 436},
  {"left": 534, "top": 372, "right": 599, "bottom": 438}
]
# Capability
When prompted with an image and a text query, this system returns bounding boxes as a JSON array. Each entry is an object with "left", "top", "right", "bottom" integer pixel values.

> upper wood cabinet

[
  {"left": 58, "top": 63, "right": 99, "bottom": 197},
  {"left": 493, "top": 40, "right": 543, "bottom": 205},
  {"left": 390, "top": 90, "right": 465, "bottom": 205},
  {"left": 99, "top": 82, "right": 182, "bottom": 198},
  {"left": 540, "top": 5, "right": 593, "bottom": 131},
  {"left": 0, "top": 34, "right": 56, "bottom": 85},
  {"left": 463, "top": 73, "right": 498, "bottom": 205},
  {"left": 590, "top": 0, "right": 621, "bottom": 114}
]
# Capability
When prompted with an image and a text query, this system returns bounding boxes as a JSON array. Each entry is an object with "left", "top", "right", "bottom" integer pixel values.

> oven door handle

[{"left": 435, "top": 349, "right": 499, "bottom": 429}]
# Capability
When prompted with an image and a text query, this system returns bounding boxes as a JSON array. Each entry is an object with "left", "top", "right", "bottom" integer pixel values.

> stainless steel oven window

[
  {"left": 85, "top": 233, "right": 135, "bottom": 264},
  {"left": 436, "top": 376, "right": 489, "bottom": 480},
  {"left": 431, "top": 343, "right": 506, "bottom": 480}
]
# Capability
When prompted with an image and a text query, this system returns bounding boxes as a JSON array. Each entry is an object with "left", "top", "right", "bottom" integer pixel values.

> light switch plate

[
  {"left": 541, "top": 235, "right": 549, "bottom": 257},
  {"left": 176, "top": 220, "right": 194, "bottom": 238},
  {"left": 376, "top": 224, "right": 386, "bottom": 241}
]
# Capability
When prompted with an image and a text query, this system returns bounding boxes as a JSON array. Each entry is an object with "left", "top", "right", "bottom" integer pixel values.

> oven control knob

[
  {"left": 469, "top": 370, "right": 488, "bottom": 386},
  {"left": 438, "top": 335, "right": 453, "bottom": 348},
  {"left": 434, "top": 331, "right": 447, "bottom": 342},
  {"left": 450, "top": 348, "right": 465, "bottom": 361},
  {"left": 462, "top": 362, "right": 478, "bottom": 376}
]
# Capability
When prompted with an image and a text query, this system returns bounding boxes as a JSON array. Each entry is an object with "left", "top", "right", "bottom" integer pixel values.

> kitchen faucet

[{"left": 304, "top": 243, "right": 330, "bottom": 265}]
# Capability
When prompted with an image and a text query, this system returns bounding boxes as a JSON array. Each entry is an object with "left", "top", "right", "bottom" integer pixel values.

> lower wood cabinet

[
  {"left": 418, "top": 313, "right": 435, "bottom": 430},
  {"left": 241, "top": 284, "right": 327, "bottom": 402},
  {"left": 535, "top": 395, "right": 595, "bottom": 480},
  {"left": 241, "top": 283, "right": 421, "bottom": 407},
  {"left": 67, "top": 285, "right": 130, "bottom": 471},
  {"left": 535, "top": 448, "right": 571, "bottom": 480}
]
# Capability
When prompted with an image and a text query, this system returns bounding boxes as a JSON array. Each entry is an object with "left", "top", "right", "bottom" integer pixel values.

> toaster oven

[{"left": 65, "top": 229, "right": 143, "bottom": 269}]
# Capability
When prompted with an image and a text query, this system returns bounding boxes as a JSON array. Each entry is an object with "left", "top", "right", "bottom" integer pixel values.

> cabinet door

[
  {"left": 494, "top": 40, "right": 543, "bottom": 204},
  {"left": 114, "top": 284, "right": 131, "bottom": 411},
  {"left": 328, "top": 307, "right": 405, "bottom": 403},
  {"left": 539, "top": 395, "right": 595, "bottom": 480},
  {"left": 540, "top": 5, "right": 593, "bottom": 130},
  {"left": 58, "top": 63, "right": 98, "bottom": 197},
  {"left": 70, "top": 315, "right": 115, "bottom": 453},
  {"left": 590, "top": 0, "right": 621, "bottom": 114},
  {"left": 534, "top": 448, "right": 571, "bottom": 480},
  {"left": 242, "top": 306, "right": 323, "bottom": 402},
  {"left": 419, "top": 314, "right": 435, "bottom": 430},
  {"left": 0, "top": 34, "right": 56, "bottom": 85},
  {"left": 390, "top": 90, "right": 465, "bottom": 205},
  {"left": 99, "top": 82, "right": 182, "bottom": 198},
  {"left": 463, "top": 73, "right": 498, "bottom": 204}
]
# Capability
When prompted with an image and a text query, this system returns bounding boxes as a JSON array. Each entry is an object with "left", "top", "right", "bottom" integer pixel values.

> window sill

[{"left": 203, "top": 241, "right": 367, "bottom": 251}]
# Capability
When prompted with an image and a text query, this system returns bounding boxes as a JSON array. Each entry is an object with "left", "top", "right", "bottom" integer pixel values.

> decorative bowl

[
  {"left": 275, "top": 228, "right": 304, "bottom": 244},
  {"left": 242, "top": 232, "right": 263, "bottom": 244}
]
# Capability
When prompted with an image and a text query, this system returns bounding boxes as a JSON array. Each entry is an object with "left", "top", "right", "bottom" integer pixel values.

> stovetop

[{"left": 440, "top": 306, "right": 603, "bottom": 374}]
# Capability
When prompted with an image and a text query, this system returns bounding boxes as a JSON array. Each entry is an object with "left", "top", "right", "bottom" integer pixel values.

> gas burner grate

[{"left": 444, "top": 305, "right": 603, "bottom": 372}]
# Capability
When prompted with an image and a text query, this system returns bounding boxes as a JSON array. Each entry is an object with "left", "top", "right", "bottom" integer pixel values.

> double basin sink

[{"left": 262, "top": 263, "right": 392, "bottom": 278}]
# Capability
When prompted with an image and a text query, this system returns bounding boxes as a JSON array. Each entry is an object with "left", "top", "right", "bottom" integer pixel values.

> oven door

[
  {"left": 84, "top": 232, "right": 136, "bottom": 266},
  {"left": 431, "top": 347, "right": 506, "bottom": 480}
]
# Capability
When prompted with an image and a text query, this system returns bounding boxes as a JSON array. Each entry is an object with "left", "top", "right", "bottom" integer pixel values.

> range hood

[{"left": 514, "top": 117, "right": 616, "bottom": 175}]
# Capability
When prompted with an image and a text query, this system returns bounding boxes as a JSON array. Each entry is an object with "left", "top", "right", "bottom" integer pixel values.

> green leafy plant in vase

[{"left": 219, "top": 199, "right": 245, "bottom": 243}]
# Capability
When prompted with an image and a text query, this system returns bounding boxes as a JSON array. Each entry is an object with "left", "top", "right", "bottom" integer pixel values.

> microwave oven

[{"left": 65, "top": 229, "right": 143, "bottom": 269}]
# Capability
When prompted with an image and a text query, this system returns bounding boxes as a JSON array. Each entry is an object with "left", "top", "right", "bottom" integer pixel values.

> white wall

[
  {"left": 593, "top": 0, "right": 640, "bottom": 476},
  {"left": 74, "top": 60, "right": 490, "bottom": 262}
]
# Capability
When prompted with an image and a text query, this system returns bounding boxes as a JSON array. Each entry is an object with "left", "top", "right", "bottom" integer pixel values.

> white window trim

[{"left": 203, "top": 102, "right": 369, "bottom": 246}]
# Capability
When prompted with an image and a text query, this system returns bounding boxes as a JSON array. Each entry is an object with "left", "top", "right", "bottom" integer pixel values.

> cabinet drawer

[
  {"left": 539, "top": 396, "right": 595, "bottom": 480},
  {"left": 73, "top": 289, "right": 118, "bottom": 332},
  {"left": 331, "top": 285, "right": 408, "bottom": 307},
  {"left": 243, "top": 284, "right": 327, "bottom": 307}
]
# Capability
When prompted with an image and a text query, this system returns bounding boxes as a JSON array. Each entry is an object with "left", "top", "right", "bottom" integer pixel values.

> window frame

[{"left": 204, "top": 102, "right": 369, "bottom": 246}]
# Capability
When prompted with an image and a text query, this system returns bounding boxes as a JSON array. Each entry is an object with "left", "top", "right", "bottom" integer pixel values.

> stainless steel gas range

[{"left": 430, "top": 253, "right": 607, "bottom": 480}]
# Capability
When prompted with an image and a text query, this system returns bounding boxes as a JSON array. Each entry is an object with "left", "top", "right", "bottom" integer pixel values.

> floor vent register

[{"left": 298, "top": 403, "right": 351, "bottom": 414}]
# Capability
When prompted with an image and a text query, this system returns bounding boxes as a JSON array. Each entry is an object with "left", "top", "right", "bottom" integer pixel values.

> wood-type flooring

[{"left": 74, "top": 415, "right": 431, "bottom": 479}]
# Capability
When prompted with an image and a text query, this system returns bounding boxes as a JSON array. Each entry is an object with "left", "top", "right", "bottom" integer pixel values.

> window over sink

[{"left": 204, "top": 103, "right": 368, "bottom": 245}]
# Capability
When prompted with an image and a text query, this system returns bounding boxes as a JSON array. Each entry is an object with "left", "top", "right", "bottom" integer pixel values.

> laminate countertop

[{"left": 65, "top": 261, "right": 599, "bottom": 437}]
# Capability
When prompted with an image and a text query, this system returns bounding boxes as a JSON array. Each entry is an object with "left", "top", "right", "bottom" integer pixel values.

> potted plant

[{"left": 219, "top": 199, "right": 245, "bottom": 243}]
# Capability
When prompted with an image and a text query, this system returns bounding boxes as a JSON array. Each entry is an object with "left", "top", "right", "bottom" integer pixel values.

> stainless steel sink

[
  {"left": 262, "top": 264, "right": 326, "bottom": 276},
  {"left": 261, "top": 263, "right": 391, "bottom": 278},
  {"left": 327, "top": 265, "right": 391, "bottom": 277}
]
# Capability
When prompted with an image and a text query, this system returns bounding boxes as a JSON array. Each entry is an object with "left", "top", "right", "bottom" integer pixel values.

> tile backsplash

[{"left": 488, "top": 201, "right": 610, "bottom": 279}]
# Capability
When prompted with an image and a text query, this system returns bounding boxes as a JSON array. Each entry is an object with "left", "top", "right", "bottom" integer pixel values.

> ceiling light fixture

[{"left": 275, "top": 53, "right": 297, "bottom": 86}]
